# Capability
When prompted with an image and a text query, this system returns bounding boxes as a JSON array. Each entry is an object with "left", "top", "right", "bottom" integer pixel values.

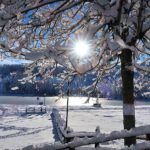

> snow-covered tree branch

[{"left": 0, "top": 0, "right": 150, "bottom": 146}]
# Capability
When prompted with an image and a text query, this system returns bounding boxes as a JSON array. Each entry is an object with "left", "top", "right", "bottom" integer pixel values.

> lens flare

[{"left": 73, "top": 40, "right": 90, "bottom": 58}]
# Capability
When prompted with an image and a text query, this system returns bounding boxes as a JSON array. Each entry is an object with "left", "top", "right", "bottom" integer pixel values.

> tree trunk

[{"left": 120, "top": 49, "right": 136, "bottom": 146}]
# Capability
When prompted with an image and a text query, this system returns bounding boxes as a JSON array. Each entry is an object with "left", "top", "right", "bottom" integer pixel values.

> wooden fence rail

[
  {"left": 50, "top": 108, "right": 150, "bottom": 150},
  {"left": 51, "top": 108, "right": 95, "bottom": 143},
  {"left": 25, "top": 106, "right": 46, "bottom": 113}
]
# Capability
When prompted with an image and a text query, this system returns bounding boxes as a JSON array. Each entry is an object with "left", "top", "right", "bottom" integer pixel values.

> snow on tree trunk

[{"left": 120, "top": 49, "right": 136, "bottom": 146}]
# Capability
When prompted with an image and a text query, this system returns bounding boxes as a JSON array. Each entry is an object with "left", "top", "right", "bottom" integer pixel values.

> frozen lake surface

[
  {"left": 0, "top": 96, "right": 150, "bottom": 106},
  {"left": 0, "top": 96, "right": 150, "bottom": 149}
]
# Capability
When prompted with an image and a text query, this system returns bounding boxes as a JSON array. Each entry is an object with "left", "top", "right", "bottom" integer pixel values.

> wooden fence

[
  {"left": 50, "top": 108, "right": 150, "bottom": 150},
  {"left": 25, "top": 106, "right": 46, "bottom": 113}
]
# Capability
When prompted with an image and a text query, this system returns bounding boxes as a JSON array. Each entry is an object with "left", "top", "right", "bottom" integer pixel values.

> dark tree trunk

[{"left": 120, "top": 49, "right": 136, "bottom": 146}]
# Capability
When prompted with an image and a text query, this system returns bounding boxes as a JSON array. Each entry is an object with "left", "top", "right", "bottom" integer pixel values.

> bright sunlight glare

[{"left": 73, "top": 40, "right": 90, "bottom": 58}]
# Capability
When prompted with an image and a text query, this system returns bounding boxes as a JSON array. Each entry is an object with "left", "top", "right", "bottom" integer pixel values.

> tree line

[{"left": 0, "top": 64, "right": 149, "bottom": 100}]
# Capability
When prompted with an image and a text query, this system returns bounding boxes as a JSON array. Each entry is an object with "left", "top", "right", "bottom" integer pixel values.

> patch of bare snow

[
  {"left": 0, "top": 106, "right": 53, "bottom": 149},
  {"left": 0, "top": 97, "right": 150, "bottom": 149}
]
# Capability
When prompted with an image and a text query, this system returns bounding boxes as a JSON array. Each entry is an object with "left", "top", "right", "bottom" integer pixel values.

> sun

[{"left": 73, "top": 40, "right": 90, "bottom": 58}]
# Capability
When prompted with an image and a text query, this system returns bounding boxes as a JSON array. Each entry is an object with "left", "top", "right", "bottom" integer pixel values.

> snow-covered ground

[{"left": 0, "top": 96, "right": 150, "bottom": 149}]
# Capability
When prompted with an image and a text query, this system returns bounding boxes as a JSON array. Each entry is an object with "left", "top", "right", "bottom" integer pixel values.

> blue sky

[{"left": 0, "top": 58, "right": 32, "bottom": 65}]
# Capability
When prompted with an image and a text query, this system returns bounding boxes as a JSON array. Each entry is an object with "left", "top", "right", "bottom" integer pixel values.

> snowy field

[{"left": 0, "top": 96, "right": 150, "bottom": 149}]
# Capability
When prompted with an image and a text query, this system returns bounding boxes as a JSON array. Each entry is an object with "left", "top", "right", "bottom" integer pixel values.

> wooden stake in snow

[{"left": 65, "top": 81, "right": 70, "bottom": 129}]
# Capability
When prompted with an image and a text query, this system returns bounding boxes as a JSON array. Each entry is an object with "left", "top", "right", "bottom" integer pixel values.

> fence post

[
  {"left": 65, "top": 127, "right": 75, "bottom": 150},
  {"left": 40, "top": 107, "right": 42, "bottom": 112},
  {"left": 145, "top": 134, "right": 150, "bottom": 150},
  {"left": 146, "top": 134, "right": 150, "bottom": 141},
  {"left": 95, "top": 126, "right": 100, "bottom": 148}
]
